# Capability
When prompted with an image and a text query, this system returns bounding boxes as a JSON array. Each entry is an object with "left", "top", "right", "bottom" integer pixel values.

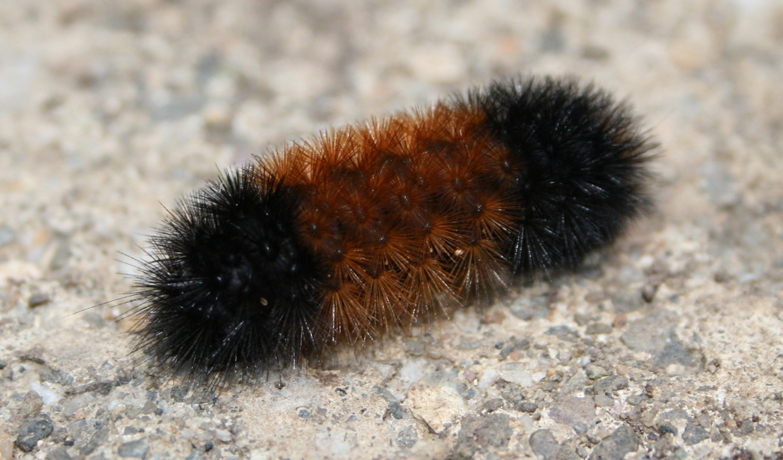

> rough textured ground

[{"left": 1, "top": 1, "right": 782, "bottom": 459}]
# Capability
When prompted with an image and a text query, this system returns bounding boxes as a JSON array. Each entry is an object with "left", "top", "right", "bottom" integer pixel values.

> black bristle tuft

[
  {"left": 132, "top": 170, "right": 325, "bottom": 384},
  {"left": 481, "top": 77, "right": 655, "bottom": 273}
]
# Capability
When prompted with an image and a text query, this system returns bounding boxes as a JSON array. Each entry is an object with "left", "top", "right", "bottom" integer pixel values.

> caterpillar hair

[{"left": 128, "top": 76, "right": 655, "bottom": 385}]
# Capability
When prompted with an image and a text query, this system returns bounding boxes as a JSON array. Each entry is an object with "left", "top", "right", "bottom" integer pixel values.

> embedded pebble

[
  {"left": 477, "top": 369, "right": 499, "bottom": 390},
  {"left": 28, "top": 292, "right": 51, "bottom": 308},
  {"left": 497, "top": 363, "right": 532, "bottom": 386},
  {"left": 529, "top": 429, "right": 559, "bottom": 459},
  {"left": 388, "top": 401, "right": 404, "bottom": 420},
  {"left": 405, "top": 380, "right": 468, "bottom": 430},
  {"left": 80, "top": 428, "right": 109, "bottom": 456},
  {"left": 15, "top": 414, "right": 53, "bottom": 452},
  {"left": 626, "top": 394, "right": 645, "bottom": 405},
  {"left": 548, "top": 396, "right": 596, "bottom": 428},
  {"left": 30, "top": 381, "right": 61, "bottom": 406},
  {"left": 585, "top": 323, "right": 613, "bottom": 335},
  {"left": 545, "top": 325, "right": 579, "bottom": 341},
  {"left": 39, "top": 366, "right": 74, "bottom": 386},
  {"left": 483, "top": 398, "right": 503, "bottom": 413},
  {"left": 595, "top": 394, "right": 614, "bottom": 407},
  {"left": 18, "top": 391, "right": 43, "bottom": 418},
  {"left": 682, "top": 422, "right": 709, "bottom": 445},
  {"left": 593, "top": 375, "right": 629, "bottom": 394},
  {"left": 395, "top": 425, "right": 418, "bottom": 449},
  {"left": 63, "top": 394, "right": 92, "bottom": 418},
  {"left": 214, "top": 429, "right": 232, "bottom": 443},
  {"left": 510, "top": 296, "right": 550, "bottom": 320},
  {"left": 515, "top": 401, "right": 538, "bottom": 413},
  {"left": 587, "top": 424, "right": 638, "bottom": 460},
  {"left": 0, "top": 226, "right": 16, "bottom": 248},
  {"left": 561, "top": 370, "right": 588, "bottom": 394},
  {"left": 46, "top": 445, "right": 71, "bottom": 460},
  {"left": 454, "top": 413, "right": 512, "bottom": 457},
  {"left": 641, "top": 284, "right": 658, "bottom": 302},
  {"left": 585, "top": 365, "right": 608, "bottom": 380},
  {"left": 118, "top": 438, "right": 149, "bottom": 458}
]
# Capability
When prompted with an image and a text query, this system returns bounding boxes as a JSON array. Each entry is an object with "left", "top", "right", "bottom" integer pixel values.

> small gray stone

[
  {"left": 621, "top": 310, "right": 677, "bottom": 354},
  {"left": 560, "top": 370, "right": 588, "bottom": 394},
  {"left": 510, "top": 337, "right": 530, "bottom": 350},
  {"left": 214, "top": 429, "right": 231, "bottom": 443},
  {"left": 125, "top": 404, "right": 143, "bottom": 419},
  {"left": 15, "top": 414, "right": 53, "bottom": 452},
  {"left": 621, "top": 310, "right": 703, "bottom": 369},
  {"left": 46, "top": 445, "right": 72, "bottom": 460},
  {"left": 388, "top": 401, "right": 404, "bottom": 419},
  {"left": 682, "top": 422, "right": 709, "bottom": 445},
  {"left": 499, "top": 345, "right": 514, "bottom": 359},
  {"left": 549, "top": 396, "right": 596, "bottom": 428},
  {"left": 140, "top": 400, "right": 157, "bottom": 415},
  {"left": 529, "top": 429, "right": 559, "bottom": 459},
  {"left": 118, "top": 438, "right": 149, "bottom": 457},
  {"left": 593, "top": 375, "right": 629, "bottom": 394},
  {"left": 79, "top": 381, "right": 114, "bottom": 395},
  {"left": 18, "top": 347, "right": 45, "bottom": 364},
  {"left": 80, "top": 427, "right": 109, "bottom": 455},
  {"left": 372, "top": 385, "right": 399, "bottom": 404},
  {"left": 641, "top": 284, "right": 658, "bottom": 302},
  {"left": 18, "top": 391, "right": 44, "bottom": 418},
  {"left": 483, "top": 398, "right": 503, "bottom": 413},
  {"left": 738, "top": 420, "right": 754, "bottom": 436},
  {"left": 553, "top": 445, "right": 582, "bottom": 460},
  {"left": 585, "top": 323, "right": 613, "bottom": 335},
  {"left": 185, "top": 446, "right": 204, "bottom": 460},
  {"left": 585, "top": 365, "right": 608, "bottom": 380},
  {"left": 40, "top": 366, "right": 74, "bottom": 386},
  {"left": 168, "top": 385, "right": 188, "bottom": 402},
  {"left": 545, "top": 326, "right": 579, "bottom": 342},
  {"left": 0, "top": 226, "right": 16, "bottom": 247},
  {"left": 701, "top": 160, "right": 740, "bottom": 208},
  {"left": 450, "top": 414, "right": 512, "bottom": 459},
  {"left": 587, "top": 424, "right": 638, "bottom": 460},
  {"left": 516, "top": 401, "right": 538, "bottom": 413},
  {"left": 459, "top": 337, "right": 481, "bottom": 350},
  {"left": 626, "top": 394, "right": 645, "bottom": 405},
  {"left": 572, "top": 422, "right": 588, "bottom": 435},
  {"left": 0, "top": 358, "right": 7, "bottom": 369},
  {"left": 396, "top": 425, "right": 418, "bottom": 449},
  {"left": 460, "top": 414, "right": 512, "bottom": 449},
  {"left": 574, "top": 313, "right": 592, "bottom": 326},
  {"left": 655, "top": 335, "right": 702, "bottom": 369},
  {"left": 63, "top": 394, "right": 92, "bottom": 418},
  {"left": 48, "top": 239, "right": 71, "bottom": 271},
  {"left": 510, "top": 296, "right": 550, "bottom": 320},
  {"left": 28, "top": 292, "right": 51, "bottom": 308},
  {"left": 595, "top": 394, "right": 614, "bottom": 407},
  {"left": 612, "top": 293, "right": 642, "bottom": 312}
]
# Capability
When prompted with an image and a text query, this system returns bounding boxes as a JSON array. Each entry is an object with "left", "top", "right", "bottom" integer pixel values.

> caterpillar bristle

[{"left": 126, "top": 75, "right": 655, "bottom": 386}]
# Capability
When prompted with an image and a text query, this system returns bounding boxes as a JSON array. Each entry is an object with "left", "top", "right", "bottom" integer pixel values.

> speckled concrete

[{"left": 1, "top": 1, "right": 782, "bottom": 459}]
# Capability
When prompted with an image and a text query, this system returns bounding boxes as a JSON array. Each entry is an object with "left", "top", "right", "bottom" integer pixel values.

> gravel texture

[{"left": 1, "top": 0, "right": 783, "bottom": 459}]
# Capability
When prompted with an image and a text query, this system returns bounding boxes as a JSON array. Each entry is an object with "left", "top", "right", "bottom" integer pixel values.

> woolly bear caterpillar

[{"left": 128, "top": 76, "right": 654, "bottom": 385}]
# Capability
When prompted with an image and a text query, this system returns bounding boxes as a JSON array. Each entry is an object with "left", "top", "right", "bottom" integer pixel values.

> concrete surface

[{"left": 1, "top": 0, "right": 782, "bottom": 459}]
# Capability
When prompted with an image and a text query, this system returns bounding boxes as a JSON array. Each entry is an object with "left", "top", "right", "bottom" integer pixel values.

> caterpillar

[{"left": 129, "top": 76, "right": 655, "bottom": 385}]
